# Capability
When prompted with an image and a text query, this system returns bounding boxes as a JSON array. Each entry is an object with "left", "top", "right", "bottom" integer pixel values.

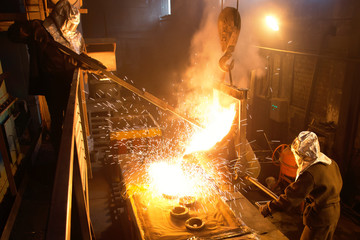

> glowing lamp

[{"left": 265, "top": 15, "right": 279, "bottom": 31}]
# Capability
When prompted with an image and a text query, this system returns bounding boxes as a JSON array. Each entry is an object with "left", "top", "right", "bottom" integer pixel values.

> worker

[
  {"left": 7, "top": 0, "right": 85, "bottom": 153},
  {"left": 259, "top": 131, "right": 342, "bottom": 240}
]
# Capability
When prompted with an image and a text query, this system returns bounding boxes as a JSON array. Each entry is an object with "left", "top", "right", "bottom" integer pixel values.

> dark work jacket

[
  {"left": 269, "top": 160, "right": 342, "bottom": 227},
  {"left": 12, "top": 20, "right": 80, "bottom": 96}
]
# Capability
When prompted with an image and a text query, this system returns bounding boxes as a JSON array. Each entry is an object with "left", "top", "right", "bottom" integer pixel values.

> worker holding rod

[{"left": 259, "top": 131, "right": 342, "bottom": 240}]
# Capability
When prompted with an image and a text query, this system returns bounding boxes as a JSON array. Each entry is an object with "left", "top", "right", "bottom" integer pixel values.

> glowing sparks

[
  {"left": 265, "top": 15, "right": 279, "bottom": 31},
  {"left": 147, "top": 161, "right": 195, "bottom": 198}
]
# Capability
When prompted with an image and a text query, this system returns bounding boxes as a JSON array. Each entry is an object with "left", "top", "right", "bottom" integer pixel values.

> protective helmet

[
  {"left": 43, "top": 0, "right": 84, "bottom": 54},
  {"left": 291, "top": 131, "right": 320, "bottom": 161},
  {"left": 50, "top": 0, "right": 80, "bottom": 35}
]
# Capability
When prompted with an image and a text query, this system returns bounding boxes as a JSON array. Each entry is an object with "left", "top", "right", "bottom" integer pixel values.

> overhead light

[{"left": 265, "top": 15, "right": 279, "bottom": 31}]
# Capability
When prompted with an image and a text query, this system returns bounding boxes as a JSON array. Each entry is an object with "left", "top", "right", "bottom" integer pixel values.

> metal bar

[
  {"left": 51, "top": 28, "right": 203, "bottom": 129},
  {"left": 103, "top": 73, "right": 202, "bottom": 128},
  {"left": 245, "top": 175, "right": 279, "bottom": 200},
  {"left": 228, "top": 70, "right": 233, "bottom": 85},
  {"left": 213, "top": 81, "right": 247, "bottom": 100}
]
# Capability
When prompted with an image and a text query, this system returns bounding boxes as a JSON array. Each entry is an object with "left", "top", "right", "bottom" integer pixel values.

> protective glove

[{"left": 259, "top": 202, "right": 272, "bottom": 218}]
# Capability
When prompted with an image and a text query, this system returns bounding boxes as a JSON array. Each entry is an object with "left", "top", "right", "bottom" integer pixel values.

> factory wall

[{"left": 82, "top": 0, "right": 204, "bottom": 105}]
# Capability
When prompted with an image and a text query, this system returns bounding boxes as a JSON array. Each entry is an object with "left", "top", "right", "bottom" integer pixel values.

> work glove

[{"left": 259, "top": 202, "right": 272, "bottom": 218}]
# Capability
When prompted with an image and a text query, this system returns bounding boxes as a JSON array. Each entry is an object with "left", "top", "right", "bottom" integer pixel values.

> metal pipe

[{"left": 244, "top": 175, "right": 278, "bottom": 200}]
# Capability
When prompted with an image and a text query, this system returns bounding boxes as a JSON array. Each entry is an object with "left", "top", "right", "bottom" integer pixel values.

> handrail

[{"left": 46, "top": 68, "right": 93, "bottom": 240}]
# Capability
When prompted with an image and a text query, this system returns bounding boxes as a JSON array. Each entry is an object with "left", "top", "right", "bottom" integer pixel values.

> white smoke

[{"left": 181, "top": 0, "right": 266, "bottom": 92}]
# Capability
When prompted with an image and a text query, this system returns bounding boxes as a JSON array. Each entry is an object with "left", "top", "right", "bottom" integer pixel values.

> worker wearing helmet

[
  {"left": 259, "top": 131, "right": 342, "bottom": 240},
  {"left": 7, "top": 0, "right": 85, "bottom": 153}
]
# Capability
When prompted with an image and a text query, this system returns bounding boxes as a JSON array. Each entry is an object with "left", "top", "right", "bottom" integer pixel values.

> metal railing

[{"left": 46, "top": 68, "right": 93, "bottom": 240}]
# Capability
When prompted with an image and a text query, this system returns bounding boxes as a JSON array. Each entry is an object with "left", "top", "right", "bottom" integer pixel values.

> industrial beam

[{"left": 213, "top": 82, "right": 248, "bottom": 100}]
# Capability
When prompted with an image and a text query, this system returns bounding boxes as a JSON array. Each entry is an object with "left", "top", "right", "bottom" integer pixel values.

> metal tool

[
  {"left": 244, "top": 175, "right": 279, "bottom": 200},
  {"left": 52, "top": 40, "right": 203, "bottom": 129}
]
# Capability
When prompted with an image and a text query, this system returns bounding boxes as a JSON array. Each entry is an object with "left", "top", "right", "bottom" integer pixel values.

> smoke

[
  {"left": 176, "top": 0, "right": 266, "bottom": 116},
  {"left": 180, "top": 0, "right": 266, "bottom": 92}
]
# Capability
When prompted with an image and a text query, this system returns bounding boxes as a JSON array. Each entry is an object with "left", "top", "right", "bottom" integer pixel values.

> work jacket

[
  {"left": 10, "top": 20, "right": 81, "bottom": 96},
  {"left": 269, "top": 160, "right": 342, "bottom": 227}
]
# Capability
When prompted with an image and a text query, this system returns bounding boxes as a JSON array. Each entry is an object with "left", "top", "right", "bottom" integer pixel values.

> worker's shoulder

[
  {"left": 306, "top": 160, "right": 341, "bottom": 180},
  {"left": 306, "top": 162, "right": 329, "bottom": 173}
]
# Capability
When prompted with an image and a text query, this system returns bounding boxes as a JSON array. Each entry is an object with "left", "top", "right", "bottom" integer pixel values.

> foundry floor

[
  {"left": 88, "top": 156, "right": 360, "bottom": 240},
  {"left": 2, "top": 139, "right": 360, "bottom": 239}
]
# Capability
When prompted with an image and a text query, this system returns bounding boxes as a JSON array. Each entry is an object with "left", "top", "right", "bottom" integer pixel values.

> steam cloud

[{"left": 182, "top": 0, "right": 266, "bottom": 91}]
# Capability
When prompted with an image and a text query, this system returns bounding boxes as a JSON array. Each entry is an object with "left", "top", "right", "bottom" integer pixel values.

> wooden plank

[
  {"left": 0, "top": 21, "right": 14, "bottom": 32},
  {"left": 78, "top": 72, "right": 92, "bottom": 180},
  {"left": 73, "top": 147, "right": 92, "bottom": 240},
  {"left": 0, "top": 175, "right": 28, "bottom": 240},
  {"left": 0, "top": 119, "right": 17, "bottom": 196},
  {"left": 0, "top": 13, "right": 27, "bottom": 21},
  {"left": 46, "top": 70, "right": 79, "bottom": 240},
  {"left": 47, "top": 8, "right": 88, "bottom": 14}
]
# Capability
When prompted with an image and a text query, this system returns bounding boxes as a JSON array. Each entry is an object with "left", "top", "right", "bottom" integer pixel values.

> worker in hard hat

[
  {"left": 259, "top": 131, "right": 342, "bottom": 240},
  {"left": 7, "top": 0, "right": 85, "bottom": 153}
]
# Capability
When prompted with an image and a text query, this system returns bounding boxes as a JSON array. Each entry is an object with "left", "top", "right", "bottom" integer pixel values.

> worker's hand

[{"left": 259, "top": 203, "right": 272, "bottom": 218}]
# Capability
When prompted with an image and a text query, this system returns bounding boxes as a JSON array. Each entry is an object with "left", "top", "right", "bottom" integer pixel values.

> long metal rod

[
  {"left": 245, "top": 175, "right": 279, "bottom": 200},
  {"left": 100, "top": 71, "right": 203, "bottom": 129},
  {"left": 54, "top": 41, "right": 203, "bottom": 129}
]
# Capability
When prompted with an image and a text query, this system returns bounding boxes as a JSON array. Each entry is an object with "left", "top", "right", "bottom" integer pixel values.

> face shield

[
  {"left": 290, "top": 144, "right": 302, "bottom": 167},
  {"left": 291, "top": 131, "right": 320, "bottom": 161},
  {"left": 59, "top": 4, "right": 80, "bottom": 37},
  {"left": 291, "top": 131, "right": 331, "bottom": 180},
  {"left": 43, "top": 0, "right": 84, "bottom": 54}
]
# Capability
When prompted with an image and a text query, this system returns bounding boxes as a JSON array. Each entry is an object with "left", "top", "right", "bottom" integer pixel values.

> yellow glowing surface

[
  {"left": 126, "top": 92, "right": 237, "bottom": 202},
  {"left": 148, "top": 161, "right": 196, "bottom": 198},
  {"left": 266, "top": 15, "right": 279, "bottom": 31},
  {"left": 184, "top": 92, "right": 236, "bottom": 154}
]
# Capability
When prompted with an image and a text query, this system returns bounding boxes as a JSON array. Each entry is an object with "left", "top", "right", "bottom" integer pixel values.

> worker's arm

[
  {"left": 260, "top": 171, "right": 315, "bottom": 217},
  {"left": 270, "top": 171, "right": 314, "bottom": 213}
]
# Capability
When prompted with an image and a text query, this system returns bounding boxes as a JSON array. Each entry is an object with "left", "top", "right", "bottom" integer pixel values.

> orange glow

[
  {"left": 146, "top": 92, "right": 236, "bottom": 199},
  {"left": 148, "top": 161, "right": 195, "bottom": 198},
  {"left": 265, "top": 15, "right": 279, "bottom": 31},
  {"left": 184, "top": 91, "right": 236, "bottom": 154}
]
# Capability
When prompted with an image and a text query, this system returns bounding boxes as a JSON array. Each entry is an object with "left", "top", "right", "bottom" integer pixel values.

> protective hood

[
  {"left": 43, "top": 0, "right": 84, "bottom": 54},
  {"left": 291, "top": 131, "right": 332, "bottom": 180}
]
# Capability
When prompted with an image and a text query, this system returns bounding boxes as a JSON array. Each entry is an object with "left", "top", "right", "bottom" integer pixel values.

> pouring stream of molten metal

[{"left": 148, "top": 93, "right": 236, "bottom": 198}]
